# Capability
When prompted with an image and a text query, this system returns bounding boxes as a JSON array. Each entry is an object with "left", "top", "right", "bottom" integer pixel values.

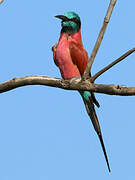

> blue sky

[{"left": 0, "top": 0, "right": 135, "bottom": 179}]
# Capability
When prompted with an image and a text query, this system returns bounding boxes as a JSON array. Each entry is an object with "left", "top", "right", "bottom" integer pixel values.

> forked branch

[
  {"left": 83, "top": 0, "right": 117, "bottom": 79},
  {"left": 91, "top": 48, "right": 135, "bottom": 82}
]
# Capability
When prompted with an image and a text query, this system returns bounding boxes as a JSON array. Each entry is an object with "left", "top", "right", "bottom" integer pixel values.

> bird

[{"left": 52, "top": 11, "right": 110, "bottom": 172}]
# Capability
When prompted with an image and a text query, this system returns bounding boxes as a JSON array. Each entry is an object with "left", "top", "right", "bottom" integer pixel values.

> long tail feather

[
  {"left": 91, "top": 92, "right": 100, "bottom": 108},
  {"left": 98, "top": 132, "right": 111, "bottom": 172},
  {"left": 89, "top": 72, "right": 100, "bottom": 108},
  {"left": 80, "top": 92, "right": 110, "bottom": 172}
]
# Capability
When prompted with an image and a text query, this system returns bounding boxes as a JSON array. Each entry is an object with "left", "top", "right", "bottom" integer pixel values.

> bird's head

[{"left": 55, "top": 11, "right": 81, "bottom": 34}]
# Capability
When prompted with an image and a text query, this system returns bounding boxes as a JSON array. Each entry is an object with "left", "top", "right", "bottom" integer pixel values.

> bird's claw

[
  {"left": 69, "top": 77, "right": 81, "bottom": 84},
  {"left": 116, "top": 84, "right": 125, "bottom": 89}
]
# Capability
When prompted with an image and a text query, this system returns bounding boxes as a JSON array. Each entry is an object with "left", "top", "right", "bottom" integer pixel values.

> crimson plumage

[{"left": 53, "top": 29, "right": 88, "bottom": 79}]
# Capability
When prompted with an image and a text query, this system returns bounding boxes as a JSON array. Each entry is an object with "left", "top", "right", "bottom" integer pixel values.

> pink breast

[{"left": 55, "top": 34, "right": 80, "bottom": 79}]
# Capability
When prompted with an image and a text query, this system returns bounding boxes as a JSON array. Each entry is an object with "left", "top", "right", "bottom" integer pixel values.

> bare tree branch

[
  {"left": 83, "top": 0, "right": 117, "bottom": 79},
  {"left": 91, "top": 48, "right": 135, "bottom": 82},
  {"left": 0, "top": 75, "right": 135, "bottom": 96}
]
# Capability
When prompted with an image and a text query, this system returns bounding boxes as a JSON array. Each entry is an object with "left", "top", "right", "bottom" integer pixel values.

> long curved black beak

[{"left": 55, "top": 15, "right": 69, "bottom": 21}]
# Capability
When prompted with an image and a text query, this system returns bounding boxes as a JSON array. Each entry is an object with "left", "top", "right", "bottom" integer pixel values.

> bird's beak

[{"left": 55, "top": 15, "right": 69, "bottom": 21}]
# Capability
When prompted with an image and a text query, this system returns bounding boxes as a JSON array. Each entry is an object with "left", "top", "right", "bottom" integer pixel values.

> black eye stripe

[
  {"left": 71, "top": 18, "right": 79, "bottom": 22},
  {"left": 62, "top": 17, "right": 80, "bottom": 23}
]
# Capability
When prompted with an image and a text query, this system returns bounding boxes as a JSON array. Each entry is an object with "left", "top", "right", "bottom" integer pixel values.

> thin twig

[
  {"left": 83, "top": 0, "right": 117, "bottom": 79},
  {"left": 91, "top": 48, "right": 135, "bottom": 82},
  {"left": 0, "top": 75, "right": 135, "bottom": 96}
]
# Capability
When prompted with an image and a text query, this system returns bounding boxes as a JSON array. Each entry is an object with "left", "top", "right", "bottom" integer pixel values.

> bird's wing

[
  {"left": 70, "top": 43, "right": 100, "bottom": 107},
  {"left": 69, "top": 41, "right": 88, "bottom": 76},
  {"left": 52, "top": 43, "right": 58, "bottom": 66}
]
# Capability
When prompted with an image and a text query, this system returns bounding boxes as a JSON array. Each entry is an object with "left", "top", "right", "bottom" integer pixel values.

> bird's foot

[
  {"left": 116, "top": 84, "right": 126, "bottom": 89},
  {"left": 70, "top": 77, "right": 81, "bottom": 84}
]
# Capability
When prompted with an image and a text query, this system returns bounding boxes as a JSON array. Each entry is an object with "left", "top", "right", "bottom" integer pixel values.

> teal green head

[{"left": 55, "top": 12, "right": 81, "bottom": 34}]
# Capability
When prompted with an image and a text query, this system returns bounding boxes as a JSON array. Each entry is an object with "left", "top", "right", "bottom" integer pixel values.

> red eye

[{"left": 72, "top": 18, "right": 77, "bottom": 22}]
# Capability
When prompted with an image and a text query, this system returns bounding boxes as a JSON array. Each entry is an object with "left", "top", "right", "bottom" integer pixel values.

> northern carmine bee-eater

[{"left": 52, "top": 11, "right": 110, "bottom": 172}]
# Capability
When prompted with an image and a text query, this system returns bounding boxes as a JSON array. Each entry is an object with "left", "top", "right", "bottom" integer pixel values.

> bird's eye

[{"left": 71, "top": 18, "right": 78, "bottom": 22}]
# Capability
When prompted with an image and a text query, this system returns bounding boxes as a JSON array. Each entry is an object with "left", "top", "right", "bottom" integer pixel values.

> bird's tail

[{"left": 80, "top": 91, "right": 111, "bottom": 172}]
